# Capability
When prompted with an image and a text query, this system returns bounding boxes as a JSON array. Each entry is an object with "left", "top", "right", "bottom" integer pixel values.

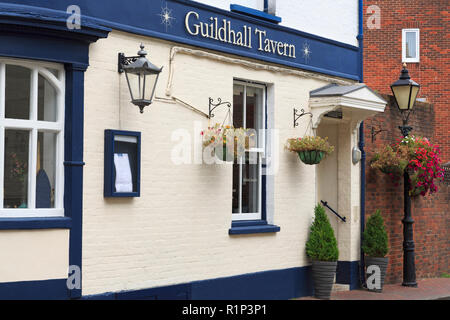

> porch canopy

[{"left": 309, "top": 83, "right": 387, "bottom": 128}]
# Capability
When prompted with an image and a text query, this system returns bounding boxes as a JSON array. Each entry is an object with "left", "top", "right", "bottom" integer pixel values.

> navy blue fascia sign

[
  {"left": 0, "top": 0, "right": 360, "bottom": 81},
  {"left": 104, "top": 130, "right": 141, "bottom": 197}
]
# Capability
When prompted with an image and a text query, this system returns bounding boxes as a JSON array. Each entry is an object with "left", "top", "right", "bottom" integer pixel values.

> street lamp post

[{"left": 390, "top": 63, "right": 420, "bottom": 287}]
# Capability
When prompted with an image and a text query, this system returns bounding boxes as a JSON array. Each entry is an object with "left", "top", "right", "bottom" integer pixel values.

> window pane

[
  {"left": 406, "top": 32, "right": 417, "bottom": 58},
  {"left": 5, "top": 65, "right": 31, "bottom": 120},
  {"left": 36, "top": 131, "right": 56, "bottom": 208},
  {"left": 38, "top": 74, "right": 57, "bottom": 122},
  {"left": 246, "top": 86, "right": 264, "bottom": 148},
  {"left": 4, "top": 130, "right": 29, "bottom": 208},
  {"left": 232, "top": 162, "right": 240, "bottom": 213},
  {"left": 241, "top": 153, "right": 259, "bottom": 214},
  {"left": 233, "top": 84, "right": 244, "bottom": 128}
]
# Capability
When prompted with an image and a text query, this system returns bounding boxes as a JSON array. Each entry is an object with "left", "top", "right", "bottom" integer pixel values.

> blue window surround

[
  {"left": 230, "top": 4, "right": 281, "bottom": 24},
  {"left": 104, "top": 130, "right": 141, "bottom": 198},
  {"left": 0, "top": 9, "right": 109, "bottom": 299}
]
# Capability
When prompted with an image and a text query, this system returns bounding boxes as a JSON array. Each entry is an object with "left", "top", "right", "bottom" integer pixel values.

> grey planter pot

[
  {"left": 365, "top": 256, "right": 389, "bottom": 292},
  {"left": 311, "top": 260, "right": 337, "bottom": 299}
]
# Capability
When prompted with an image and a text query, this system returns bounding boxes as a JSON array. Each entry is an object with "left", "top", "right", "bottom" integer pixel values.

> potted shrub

[
  {"left": 201, "top": 123, "right": 255, "bottom": 162},
  {"left": 286, "top": 136, "right": 334, "bottom": 165},
  {"left": 305, "top": 204, "right": 339, "bottom": 299},
  {"left": 362, "top": 210, "right": 389, "bottom": 292}
]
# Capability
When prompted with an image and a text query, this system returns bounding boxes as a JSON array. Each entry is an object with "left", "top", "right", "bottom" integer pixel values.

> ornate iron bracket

[
  {"left": 293, "top": 108, "right": 312, "bottom": 128},
  {"left": 118, "top": 53, "right": 140, "bottom": 73},
  {"left": 209, "top": 97, "right": 231, "bottom": 119},
  {"left": 371, "top": 126, "right": 388, "bottom": 143}
]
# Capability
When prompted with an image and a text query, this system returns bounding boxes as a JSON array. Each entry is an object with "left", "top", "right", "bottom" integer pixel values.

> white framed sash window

[
  {"left": 0, "top": 58, "right": 65, "bottom": 217},
  {"left": 402, "top": 29, "right": 420, "bottom": 63},
  {"left": 232, "top": 80, "right": 266, "bottom": 221}
]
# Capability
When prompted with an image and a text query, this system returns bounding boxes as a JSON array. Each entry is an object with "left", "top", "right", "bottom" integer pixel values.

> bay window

[{"left": 0, "top": 59, "right": 64, "bottom": 217}]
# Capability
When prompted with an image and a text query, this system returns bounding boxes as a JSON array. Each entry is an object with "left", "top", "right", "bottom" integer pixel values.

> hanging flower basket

[
  {"left": 297, "top": 150, "right": 325, "bottom": 165},
  {"left": 201, "top": 123, "right": 256, "bottom": 162},
  {"left": 286, "top": 136, "right": 334, "bottom": 165},
  {"left": 371, "top": 135, "right": 445, "bottom": 197}
]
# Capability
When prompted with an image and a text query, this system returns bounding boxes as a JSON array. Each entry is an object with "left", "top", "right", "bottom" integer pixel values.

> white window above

[
  {"left": 0, "top": 58, "right": 65, "bottom": 217},
  {"left": 402, "top": 29, "right": 420, "bottom": 63}
]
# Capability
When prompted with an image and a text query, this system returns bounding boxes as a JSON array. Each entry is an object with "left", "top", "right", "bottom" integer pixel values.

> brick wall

[{"left": 363, "top": 1, "right": 450, "bottom": 283}]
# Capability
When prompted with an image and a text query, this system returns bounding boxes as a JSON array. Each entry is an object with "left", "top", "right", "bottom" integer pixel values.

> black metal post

[{"left": 400, "top": 128, "right": 417, "bottom": 287}]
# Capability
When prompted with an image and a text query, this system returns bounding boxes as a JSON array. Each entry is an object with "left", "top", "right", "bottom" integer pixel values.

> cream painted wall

[
  {"left": 0, "top": 229, "right": 69, "bottom": 283},
  {"left": 82, "top": 29, "right": 357, "bottom": 295}
]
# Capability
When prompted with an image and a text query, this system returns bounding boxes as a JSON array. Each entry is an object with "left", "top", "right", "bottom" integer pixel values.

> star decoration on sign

[
  {"left": 158, "top": 3, "right": 175, "bottom": 32},
  {"left": 302, "top": 41, "right": 312, "bottom": 63}
]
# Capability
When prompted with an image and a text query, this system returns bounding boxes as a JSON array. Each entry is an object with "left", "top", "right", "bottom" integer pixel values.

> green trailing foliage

[
  {"left": 362, "top": 210, "right": 389, "bottom": 257},
  {"left": 305, "top": 204, "right": 339, "bottom": 261}
]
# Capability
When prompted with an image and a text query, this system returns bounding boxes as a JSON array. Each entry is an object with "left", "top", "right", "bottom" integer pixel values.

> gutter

[{"left": 358, "top": 0, "right": 366, "bottom": 288}]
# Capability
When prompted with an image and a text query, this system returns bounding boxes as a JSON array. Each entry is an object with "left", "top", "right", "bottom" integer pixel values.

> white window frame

[
  {"left": 232, "top": 80, "right": 266, "bottom": 221},
  {"left": 402, "top": 29, "right": 420, "bottom": 63},
  {"left": 0, "top": 58, "right": 65, "bottom": 218}
]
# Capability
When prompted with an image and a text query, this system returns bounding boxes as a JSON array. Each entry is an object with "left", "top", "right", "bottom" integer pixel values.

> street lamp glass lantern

[
  {"left": 390, "top": 64, "right": 420, "bottom": 112},
  {"left": 119, "top": 44, "right": 163, "bottom": 113}
]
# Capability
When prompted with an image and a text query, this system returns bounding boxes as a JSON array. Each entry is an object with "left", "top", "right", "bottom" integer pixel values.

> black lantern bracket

[
  {"left": 371, "top": 126, "right": 388, "bottom": 143},
  {"left": 118, "top": 53, "right": 140, "bottom": 73},
  {"left": 209, "top": 97, "right": 232, "bottom": 119},
  {"left": 293, "top": 108, "right": 312, "bottom": 128}
]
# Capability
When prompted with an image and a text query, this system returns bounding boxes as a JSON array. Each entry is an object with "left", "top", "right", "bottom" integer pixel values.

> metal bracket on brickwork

[
  {"left": 321, "top": 200, "right": 347, "bottom": 222},
  {"left": 371, "top": 125, "right": 388, "bottom": 143}
]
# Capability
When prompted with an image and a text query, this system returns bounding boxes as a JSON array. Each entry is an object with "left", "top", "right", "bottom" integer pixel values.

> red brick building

[{"left": 363, "top": 1, "right": 449, "bottom": 283}]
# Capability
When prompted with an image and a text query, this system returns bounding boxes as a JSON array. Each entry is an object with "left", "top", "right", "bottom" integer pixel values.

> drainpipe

[{"left": 358, "top": 0, "right": 366, "bottom": 288}]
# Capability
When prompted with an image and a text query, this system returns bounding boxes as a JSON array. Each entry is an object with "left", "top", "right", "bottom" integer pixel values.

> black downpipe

[{"left": 358, "top": 0, "right": 366, "bottom": 288}]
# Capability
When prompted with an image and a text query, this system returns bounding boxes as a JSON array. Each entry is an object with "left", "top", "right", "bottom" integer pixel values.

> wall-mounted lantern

[{"left": 118, "top": 44, "right": 163, "bottom": 113}]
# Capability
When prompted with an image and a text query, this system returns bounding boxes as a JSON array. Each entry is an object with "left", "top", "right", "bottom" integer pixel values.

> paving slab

[{"left": 296, "top": 278, "right": 450, "bottom": 300}]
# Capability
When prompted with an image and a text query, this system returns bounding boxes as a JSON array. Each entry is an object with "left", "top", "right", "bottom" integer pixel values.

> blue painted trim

[
  {"left": 104, "top": 130, "right": 141, "bottom": 198},
  {"left": 336, "top": 261, "right": 360, "bottom": 290},
  {"left": 0, "top": 0, "right": 361, "bottom": 81},
  {"left": 64, "top": 161, "right": 86, "bottom": 167},
  {"left": 0, "top": 6, "right": 107, "bottom": 299},
  {"left": 229, "top": 223, "right": 280, "bottom": 235},
  {"left": 263, "top": 0, "right": 269, "bottom": 13},
  {"left": 64, "top": 64, "right": 87, "bottom": 299},
  {"left": 0, "top": 217, "right": 72, "bottom": 230},
  {"left": 0, "top": 279, "right": 68, "bottom": 300},
  {"left": 230, "top": 4, "right": 281, "bottom": 24},
  {"left": 82, "top": 266, "right": 313, "bottom": 300}
]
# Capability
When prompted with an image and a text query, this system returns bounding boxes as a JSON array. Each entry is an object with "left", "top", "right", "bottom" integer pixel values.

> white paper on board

[{"left": 114, "top": 153, "right": 133, "bottom": 193}]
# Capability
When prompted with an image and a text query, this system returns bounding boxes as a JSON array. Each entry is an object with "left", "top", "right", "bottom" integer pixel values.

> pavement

[{"left": 296, "top": 278, "right": 450, "bottom": 300}]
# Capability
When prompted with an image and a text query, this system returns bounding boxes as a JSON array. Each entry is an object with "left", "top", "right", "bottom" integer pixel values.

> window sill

[
  {"left": 0, "top": 217, "right": 72, "bottom": 230},
  {"left": 229, "top": 220, "right": 280, "bottom": 235}
]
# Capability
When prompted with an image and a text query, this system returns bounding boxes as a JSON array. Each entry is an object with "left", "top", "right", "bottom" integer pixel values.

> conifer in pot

[
  {"left": 305, "top": 204, "right": 339, "bottom": 299},
  {"left": 362, "top": 210, "right": 389, "bottom": 292}
]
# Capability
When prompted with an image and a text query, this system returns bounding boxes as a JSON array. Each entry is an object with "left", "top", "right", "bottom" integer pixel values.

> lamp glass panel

[
  {"left": 143, "top": 73, "right": 158, "bottom": 102},
  {"left": 125, "top": 71, "right": 144, "bottom": 101},
  {"left": 409, "top": 85, "right": 420, "bottom": 109},
  {"left": 392, "top": 85, "right": 412, "bottom": 110}
]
